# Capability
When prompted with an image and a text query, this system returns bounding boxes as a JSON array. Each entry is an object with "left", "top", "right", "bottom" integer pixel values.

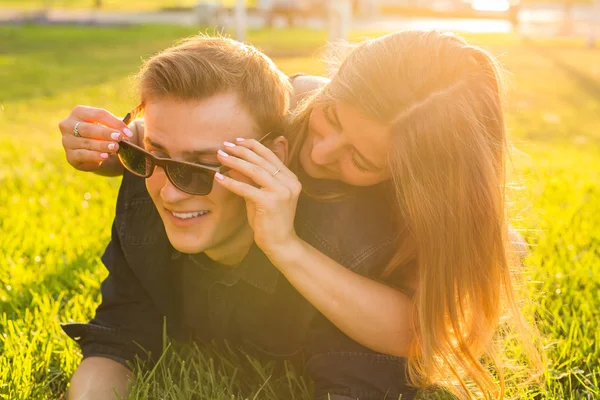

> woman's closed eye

[
  {"left": 351, "top": 148, "right": 384, "bottom": 174},
  {"left": 322, "top": 104, "right": 384, "bottom": 174},
  {"left": 351, "top": 152, "right": 370, "bottom": 172},
  {"left": 323, "top": 106, "right": 342, "bottom": 130}
]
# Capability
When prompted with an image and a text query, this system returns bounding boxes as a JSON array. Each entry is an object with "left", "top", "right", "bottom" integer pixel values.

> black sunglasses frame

[
  {"left": 117, "top": 140, "right": 222, "bottom": 196},
  {"left": 118, "top": 104, "right": 272, "bottom": 196}
]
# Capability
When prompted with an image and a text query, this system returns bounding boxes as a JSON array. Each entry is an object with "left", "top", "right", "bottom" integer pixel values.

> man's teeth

[{"left": 171, "top": 210, "right": 209, "bottom": 220}]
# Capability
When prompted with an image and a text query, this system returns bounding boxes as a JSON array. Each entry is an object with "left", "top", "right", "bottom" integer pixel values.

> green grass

[{"left": 0, "top": 24, "right": 599, "bottom": 399}]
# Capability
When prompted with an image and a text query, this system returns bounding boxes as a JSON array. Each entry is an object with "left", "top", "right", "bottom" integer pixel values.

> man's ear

[{"left": 270, "top": 136, "right": 289, "bottom": 165}]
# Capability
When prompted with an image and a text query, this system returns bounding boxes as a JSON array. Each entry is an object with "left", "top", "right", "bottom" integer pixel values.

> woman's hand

[
  {"left": 214, "top": 138, "right": 303, "bottom": 260},
  {"left": 58, "top": 105, "right": 133, "bottom": 173}
]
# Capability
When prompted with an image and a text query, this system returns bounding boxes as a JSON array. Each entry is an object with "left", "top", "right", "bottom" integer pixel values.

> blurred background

[
  {"left": 1, "top": 0, "right": 599, "bottom": 399},
  {"left": 1, "top": 0, "right": 600, "bottom": 43}
]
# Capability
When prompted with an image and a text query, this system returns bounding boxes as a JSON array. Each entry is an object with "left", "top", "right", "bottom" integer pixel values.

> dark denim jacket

[{"left": 62, "top": 171, "right": 416, "bottom": 400}]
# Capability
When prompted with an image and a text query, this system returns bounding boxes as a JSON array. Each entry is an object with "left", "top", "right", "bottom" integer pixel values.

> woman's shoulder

[{"left": 290, "top": 74, "right": 329, "bottom": 110}]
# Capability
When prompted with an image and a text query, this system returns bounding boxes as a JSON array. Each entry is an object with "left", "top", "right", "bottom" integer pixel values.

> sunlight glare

[{"left": 472, "top": 0, "right": 510, "bottom": 12}]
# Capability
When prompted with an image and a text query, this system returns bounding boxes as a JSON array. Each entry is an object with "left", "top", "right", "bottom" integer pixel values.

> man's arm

[
  {"left": 63, "top": 174, "right": 164, "bottom": 399},
  {"left": 68, "top": 357, "right": 131, "bottom": 400}
]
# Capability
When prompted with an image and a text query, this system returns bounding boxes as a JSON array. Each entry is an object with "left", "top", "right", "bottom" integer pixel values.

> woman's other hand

[
  {"left": 58, "top": 105, "right": 133, "bottom": 175},
  {"left": 214, "top": 137, "right": 302, "bottom": 261}
]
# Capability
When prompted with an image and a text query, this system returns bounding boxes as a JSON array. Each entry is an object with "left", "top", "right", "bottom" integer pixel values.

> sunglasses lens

[
  {"left": 118, "top": 142, "right": 152, "bottom": 177},
  {"left": 167, "top": 163, "right": 215, "bottom": 195}
]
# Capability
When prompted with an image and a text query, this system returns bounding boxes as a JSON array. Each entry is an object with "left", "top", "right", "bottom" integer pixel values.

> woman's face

[{"left": 300, "top": 102, "right": 392, "bottom": 186}]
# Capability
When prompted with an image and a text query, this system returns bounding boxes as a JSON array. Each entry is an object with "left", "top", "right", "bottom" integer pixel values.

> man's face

[{"left": 143, "top": 93, "right": 257, "bottom": 263}]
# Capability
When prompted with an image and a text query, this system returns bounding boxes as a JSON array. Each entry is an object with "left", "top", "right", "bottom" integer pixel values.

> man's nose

[
  {"left": 158, "top": 167, "right": 192, "bottom": 202},
  {"left": 310, "top": 133, "right": 346, "bottom": 167}
]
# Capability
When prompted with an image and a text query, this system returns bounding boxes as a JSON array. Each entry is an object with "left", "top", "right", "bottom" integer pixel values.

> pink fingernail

[
  {"left": 123, "top": 128, "right": 134, "bottom": 137},
  {"left": 223, "top": 141, "right": 236, "bottom": 148},
  {"left": 108, "top": 143, "right": 116, "bottom": 151},
  {"left": 217, "top": 150, "right": 229, "bottom": 157},
  {"left": 215, "top": 172, "right": 225, "bottom": 181},
  {"left": 236, "top": 138, "right": 245, "bottom": 142},
  {"left": 111, "top": 132, "right": 121, "bottom": 141},
  {"left": 100, "top": 153, "right": 109, "bottom": 159}
]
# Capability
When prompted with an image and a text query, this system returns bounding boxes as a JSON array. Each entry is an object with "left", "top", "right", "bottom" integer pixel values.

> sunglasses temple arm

[
  {"left": 218, "top": 166, "right": 231, "bottom": 174},
  {"left": 122, "top": 112, "right": 132, "bottom": 125},
  {"left": 212, "top": 133, "right": 269, "bottom": 174},
  {"left": 123, "top": 105, "right": 144, "bottom": 125}
]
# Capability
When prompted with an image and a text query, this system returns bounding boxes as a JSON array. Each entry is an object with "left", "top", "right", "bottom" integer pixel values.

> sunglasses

[{"left": 118, "top": 104, "right": 272, "bottom": 196}]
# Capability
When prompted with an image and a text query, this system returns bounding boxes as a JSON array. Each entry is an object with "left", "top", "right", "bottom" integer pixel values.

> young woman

[{"left": 59, "top": 30, "right": 539, "bottom": 398}]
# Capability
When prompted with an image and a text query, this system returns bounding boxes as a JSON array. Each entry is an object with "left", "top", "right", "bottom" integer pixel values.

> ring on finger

[
  {"left": 272, "top": 168, "right": 281, "bottom": 177},
  {"left": 73, "top": 121, "right": 83, "bottom": 138}
]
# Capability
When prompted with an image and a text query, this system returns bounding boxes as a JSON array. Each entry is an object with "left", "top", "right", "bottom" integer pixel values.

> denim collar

[{"left": 172, "top": 243, "right": 280, "bottom": 295}]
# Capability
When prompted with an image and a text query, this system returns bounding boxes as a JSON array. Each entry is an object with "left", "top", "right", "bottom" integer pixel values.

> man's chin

[{"left": 165, "top": 231, "right": 209, "bottom": 255}]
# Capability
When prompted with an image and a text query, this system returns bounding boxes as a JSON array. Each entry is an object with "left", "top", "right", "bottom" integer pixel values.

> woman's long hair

[{"left": 289, "top": 31, "right": 541, "bottom": 399}]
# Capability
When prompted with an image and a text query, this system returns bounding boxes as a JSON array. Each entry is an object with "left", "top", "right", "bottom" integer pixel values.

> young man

[{"left": 61, "top": 36, "right": 415, "bottom": 400}]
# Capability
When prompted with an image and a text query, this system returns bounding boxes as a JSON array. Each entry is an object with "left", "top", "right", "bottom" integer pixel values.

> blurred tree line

[{"left": 87, "top": 0, "right": 595, "bottom": 9}]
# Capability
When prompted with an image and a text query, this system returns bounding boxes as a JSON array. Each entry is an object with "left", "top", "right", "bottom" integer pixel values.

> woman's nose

[{"left": 310, "top": 133, "right": 345, "bottom": 167}]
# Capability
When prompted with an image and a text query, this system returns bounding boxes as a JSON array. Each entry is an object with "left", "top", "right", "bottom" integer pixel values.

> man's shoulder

[
  {"left": 115, "top": 170, "right": 154, "bottom": 212},
  {"left": 295, "top": 180, "right": 397, "bottom": 272},
  {"left": 112, "top": 171, "right": 169, "bottom": 251},
  {"left": 103, "top": 171, "right": 174, "bottom": 313}
]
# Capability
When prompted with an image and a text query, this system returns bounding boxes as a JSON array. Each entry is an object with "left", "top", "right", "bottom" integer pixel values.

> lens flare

[{"left": 472, "top": 0, "right": 510, "bottom": 12}]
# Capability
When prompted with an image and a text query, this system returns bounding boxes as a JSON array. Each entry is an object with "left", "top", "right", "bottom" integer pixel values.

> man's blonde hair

[{"left": 138, "top": 34, "right": 292, "bottom": 136}]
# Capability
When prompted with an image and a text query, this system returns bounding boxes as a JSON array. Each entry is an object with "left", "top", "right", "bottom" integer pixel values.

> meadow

[{"left": 0, "top": 24, "right": 599, "bottom": 399}]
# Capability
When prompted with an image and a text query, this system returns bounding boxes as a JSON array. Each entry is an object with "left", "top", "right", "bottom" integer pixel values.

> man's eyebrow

[
  {"left": 144, "top": 137, "right": 165, "bottom": 151},
  {"left": 331, "top": 106, "right": 383, "bottom": 171},
  {"left": 144, "top": 137, "right": 220, "bottom": 159}
]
